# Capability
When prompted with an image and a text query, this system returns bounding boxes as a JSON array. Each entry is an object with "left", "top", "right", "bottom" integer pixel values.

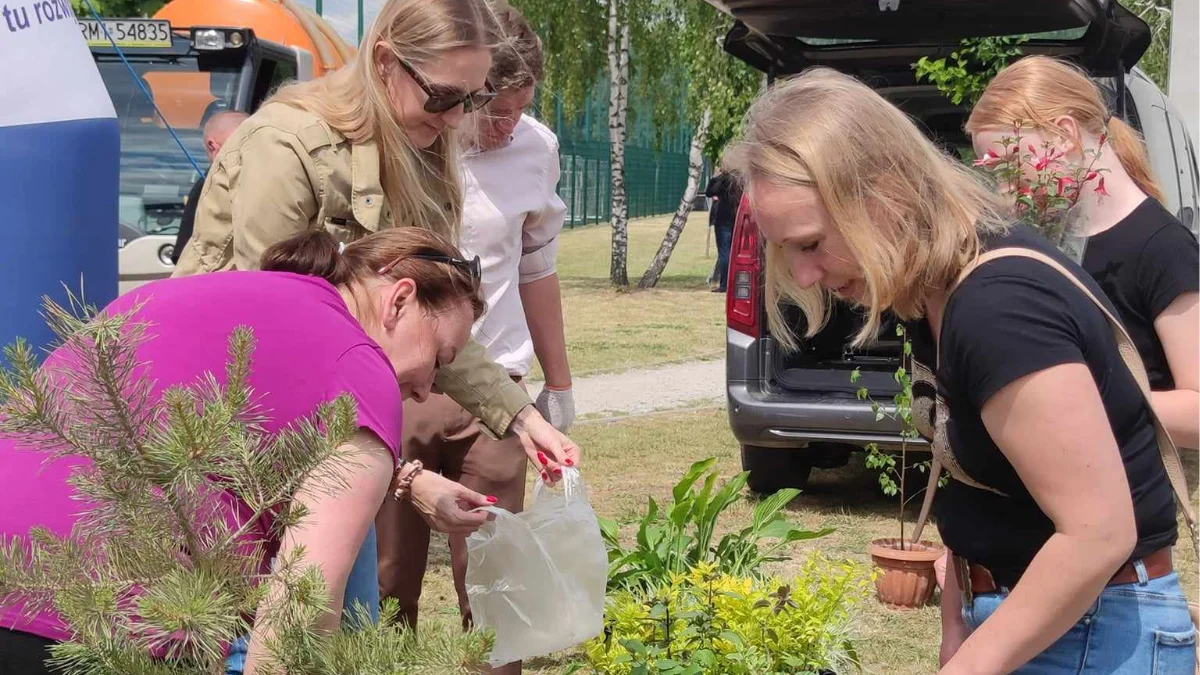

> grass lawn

[
  {"left": 418, "top": 409, "right": 1200, "bottom": 674},
  {"left": 529, "top": 211, "right": 726, "bottom": 380}
]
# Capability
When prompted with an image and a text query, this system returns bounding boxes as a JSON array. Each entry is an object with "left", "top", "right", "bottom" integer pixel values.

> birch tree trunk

[
  {"left": 607, "top": 0, "right": 631, "bottom": 287},
  {"left": 637, "top": 107, "right": 711, "bottom": 289}
]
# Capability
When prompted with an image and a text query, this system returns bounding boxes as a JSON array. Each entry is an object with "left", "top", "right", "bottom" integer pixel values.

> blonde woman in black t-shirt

[
  {"left": 725, "top": 67, "right": 1193, "bottom": 675},
  {"left": 969, "top": 55, "right": 1199, "bottom": 452}
]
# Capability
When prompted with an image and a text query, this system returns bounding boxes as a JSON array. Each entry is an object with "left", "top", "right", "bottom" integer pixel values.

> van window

[
  {"left": 1097, "top": 77, "right": 1143, "bottom": 132},
  {"left": 97, "top": 59, "right": 241, "bottom": 238},
  {"left": 250, "top": 56, "right": 298, "bottom": 112},
  {"left": 1187, "top": 134, "right": 1200, "bottom": 230}
]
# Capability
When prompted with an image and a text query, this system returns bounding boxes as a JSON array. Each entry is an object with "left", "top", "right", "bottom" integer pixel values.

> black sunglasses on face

[
  {"left": 397, "top": 58, "right": 496, "bottom": 114},
  {"left": 378, "top": 253, "right": 482, "bottom": 285}
]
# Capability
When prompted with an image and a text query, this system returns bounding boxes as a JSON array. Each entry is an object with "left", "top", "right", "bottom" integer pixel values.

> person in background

[
  {"left": 704, "top": 166, "right": 741, "bottom": 293},
  {"left": 374, "top": 6, "right": 571, "bottom": 673},
  {"left": 728, "top": 67, "right": 1190, "bottom": 675},
  {"left": 171, "top": 111, "right": 249, "bottom": 265},
  {"left": 173, "top": 0, "right": 578, "bottom": 472},
  {"left": 0, "top": 227, "right": 494, "bottom": 675},
  {"left": 968, "top": 55, "right": 1199, "bottom": 450},
  {"left": 706, "top": 190, "right": 720, "bottom": 287}
]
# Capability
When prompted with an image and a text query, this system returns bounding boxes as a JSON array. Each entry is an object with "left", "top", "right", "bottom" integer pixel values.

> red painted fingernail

[
  {"left": 486, "top": 495, "right": 498, "bottom": 504},
  {"left": 537, "top": 452, "right": 548, "bottom": 466},
  {"left": 565, "top": 459, "right": 574, "bottom": 466},
  {"left": 541, "top": 471, "right": 550, "bottom": 481},
  {"left": 553, "top": 468, "right": 562, "bottom": 478}
]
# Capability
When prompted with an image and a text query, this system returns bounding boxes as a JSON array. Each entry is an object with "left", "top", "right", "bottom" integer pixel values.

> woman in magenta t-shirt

[{"left": 0, "top": 228, "right": 495, "bottom": 672}]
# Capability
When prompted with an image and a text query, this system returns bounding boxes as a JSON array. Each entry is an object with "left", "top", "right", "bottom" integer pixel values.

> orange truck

[{"left": 79, "top": 0, "right": 355, "bottom": 293}]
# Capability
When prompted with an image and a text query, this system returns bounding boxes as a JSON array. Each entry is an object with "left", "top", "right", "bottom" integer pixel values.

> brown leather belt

[{"left": 957, "top": 547, "right": 1173, "bottom": 597}]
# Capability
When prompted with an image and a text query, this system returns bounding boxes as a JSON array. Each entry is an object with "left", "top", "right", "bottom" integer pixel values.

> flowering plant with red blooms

[{"left": 974, "top": 122, "right": 1108, "bottom": 261}]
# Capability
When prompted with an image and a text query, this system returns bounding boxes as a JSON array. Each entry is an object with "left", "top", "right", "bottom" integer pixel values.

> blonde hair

[
  {"left": 269, "top": 0, "right": 500, "bottom": 244},
  {"left": 724, "top": 67, "right": 1009, "bottom": 349},
  {"left": 967, "top": 55, "right": 1165, "bottom": 203}
]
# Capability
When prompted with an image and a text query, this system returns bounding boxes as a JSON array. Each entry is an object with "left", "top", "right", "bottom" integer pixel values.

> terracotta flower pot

[{"left": 868, "top": 538, "right": 945, "bottom": 609}]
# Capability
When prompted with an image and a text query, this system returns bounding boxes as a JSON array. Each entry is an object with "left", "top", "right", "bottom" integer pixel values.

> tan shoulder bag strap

[
  {"left": 911, "top": 251, "right": 996, "bottom": 543},
  {"left": 911, "top": 247, "right": 1199, "bottom": 554}
]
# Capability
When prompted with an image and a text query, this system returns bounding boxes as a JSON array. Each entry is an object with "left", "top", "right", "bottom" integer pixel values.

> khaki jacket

[{"left": 173, "top": 102, "right": 530, "bottom": 438}]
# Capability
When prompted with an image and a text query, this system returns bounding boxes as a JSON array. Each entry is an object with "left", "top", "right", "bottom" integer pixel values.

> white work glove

[{"left": 535, "top": 386, "right": 575, "bottom": 432}]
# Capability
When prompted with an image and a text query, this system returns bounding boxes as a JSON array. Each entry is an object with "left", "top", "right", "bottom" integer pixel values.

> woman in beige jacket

[{"left": 173, "top": 0, "right": 578, "bottom": 469}]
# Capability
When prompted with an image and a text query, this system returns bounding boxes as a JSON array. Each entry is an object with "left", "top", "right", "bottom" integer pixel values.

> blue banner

[{"left": 0, "top": 0, "right": 118, "bottom": 356}]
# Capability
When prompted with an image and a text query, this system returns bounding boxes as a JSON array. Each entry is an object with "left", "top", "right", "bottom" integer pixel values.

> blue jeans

[
  {"left": 714, "top": 224, "right": 733, "bottom": 289},
  {"left": 343, "top": 524, "right": 381, "bottom": 625},
  {"left": 964, "top": 563, "right": 1196, "bottom": 674},
  {"left": 224, "top": 524, "right": 380, "bottom": 674}
]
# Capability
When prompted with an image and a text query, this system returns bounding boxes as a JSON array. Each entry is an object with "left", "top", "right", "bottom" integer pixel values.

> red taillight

[{"left": 726, "top": 194, "right": 761, "bottom": 337}]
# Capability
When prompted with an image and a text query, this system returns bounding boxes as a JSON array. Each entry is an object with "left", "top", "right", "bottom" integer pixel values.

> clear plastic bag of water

[{"left": 465, "top": 468, "right": 606, "bottom": 666}]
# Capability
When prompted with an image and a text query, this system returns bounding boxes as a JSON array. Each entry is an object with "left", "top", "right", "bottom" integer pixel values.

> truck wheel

[{"left": 740, "top": 445, "right": 814, "bottom": 494}]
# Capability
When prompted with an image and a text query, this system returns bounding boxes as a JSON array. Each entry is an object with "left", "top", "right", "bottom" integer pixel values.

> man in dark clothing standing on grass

[{"left": 704, "top": 168, "right": 741, "bottom": 293}]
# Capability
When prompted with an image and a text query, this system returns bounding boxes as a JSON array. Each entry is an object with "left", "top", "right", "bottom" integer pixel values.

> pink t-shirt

[{"left": 0, "top": 271, "right": 403, "bottom": 641}]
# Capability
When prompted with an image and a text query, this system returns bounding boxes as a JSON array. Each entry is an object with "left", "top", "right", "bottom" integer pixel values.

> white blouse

[{"left": 460, "top": 114, "right": 568, "bottom": 377}]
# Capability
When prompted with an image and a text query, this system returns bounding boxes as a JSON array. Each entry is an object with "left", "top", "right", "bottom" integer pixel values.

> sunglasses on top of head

[
  {"left": 378, "top": 252, "right": 482, "bottom": 286},
  {"left": 397, "top": 58, "right": 496, "bottom": 114}
]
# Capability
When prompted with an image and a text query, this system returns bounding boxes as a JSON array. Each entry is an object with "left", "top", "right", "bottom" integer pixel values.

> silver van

[{"left": 713, "top": 0, "right": 1200, "bottom": 492}]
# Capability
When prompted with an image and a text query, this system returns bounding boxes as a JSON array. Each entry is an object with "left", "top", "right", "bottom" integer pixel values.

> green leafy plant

[
  {"left": 599, "top": 458, "right": 833, "bottom": 594},
  {"left": 913, "top": 36, "right": 1027, "bottom": 105},
  {"left": 71, "top": 0, "right": 166, "bottom": 17},
  {"left": 580, "top": 557, "right": 870, "bottom": 675},
  {"left": 0, "top": 295, "right": 489, "bottom": 674},
  {"left": 851, "top": 324, "right": 942, "bottom": 548}
]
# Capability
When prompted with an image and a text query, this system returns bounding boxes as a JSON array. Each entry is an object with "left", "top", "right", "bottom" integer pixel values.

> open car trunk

[
  {"left": 772, "top": 300, "right": 905, "bottom": 397},
  {"left": 710, "top": 0, "right": 1150, "bottom": 82}
]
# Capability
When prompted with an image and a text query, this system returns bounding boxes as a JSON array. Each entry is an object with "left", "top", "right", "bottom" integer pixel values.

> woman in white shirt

[{"left": 373, "top": 6, "right": 572, "bottom": 673}]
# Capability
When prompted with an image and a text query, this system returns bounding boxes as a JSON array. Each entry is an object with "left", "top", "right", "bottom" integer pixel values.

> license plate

[{"left": 79, "top": 19, "right": 172, "bottom": 48}]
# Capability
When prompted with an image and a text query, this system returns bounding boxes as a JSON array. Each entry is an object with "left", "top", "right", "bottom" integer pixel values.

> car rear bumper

[
  {"left": 726, "top": 381, "right": 926, "bottom": 451},
  {"left": 726, "top": 328, "right": 926, "bottom": 453}
]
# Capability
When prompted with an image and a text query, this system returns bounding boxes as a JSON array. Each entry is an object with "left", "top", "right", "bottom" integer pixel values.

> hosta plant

[{"left": 599, "top": 458, "right": 833, "bottom": 594}]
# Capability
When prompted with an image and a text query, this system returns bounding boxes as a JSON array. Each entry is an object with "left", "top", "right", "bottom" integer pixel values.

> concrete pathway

[{"left": 528, "top": 358, "right": 725, "bottom": 420}]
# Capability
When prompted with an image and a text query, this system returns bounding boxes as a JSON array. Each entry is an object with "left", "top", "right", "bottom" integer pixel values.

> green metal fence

[{"left": 536, "top": 77, "right": 696, "bottom": 227}]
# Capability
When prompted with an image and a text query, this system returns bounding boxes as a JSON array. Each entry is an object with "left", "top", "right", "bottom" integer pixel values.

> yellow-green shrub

[{"left": 581, "top": 555, "right": 872, "bottom": 675}]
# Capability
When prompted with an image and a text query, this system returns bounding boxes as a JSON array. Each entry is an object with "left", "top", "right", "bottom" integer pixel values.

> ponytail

[
  {"left": 1106, "top": 116, "right": 1165, "bottom": 203},
  {"left": 261, "top": 229, "right": 353, "bottom": 285}
]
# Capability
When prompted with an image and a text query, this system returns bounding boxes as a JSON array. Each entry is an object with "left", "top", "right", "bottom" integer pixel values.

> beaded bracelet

[{"left": 392, "top": 459, "right": 423, "bottom": 501}]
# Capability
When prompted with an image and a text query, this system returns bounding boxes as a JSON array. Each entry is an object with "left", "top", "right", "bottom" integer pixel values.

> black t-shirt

[
  {"left": 1083, "top": 198, "right": 1199, "bottom": 391},
  {"left": 927, "top": 225, "right": 1177, "bottom": 587}
]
